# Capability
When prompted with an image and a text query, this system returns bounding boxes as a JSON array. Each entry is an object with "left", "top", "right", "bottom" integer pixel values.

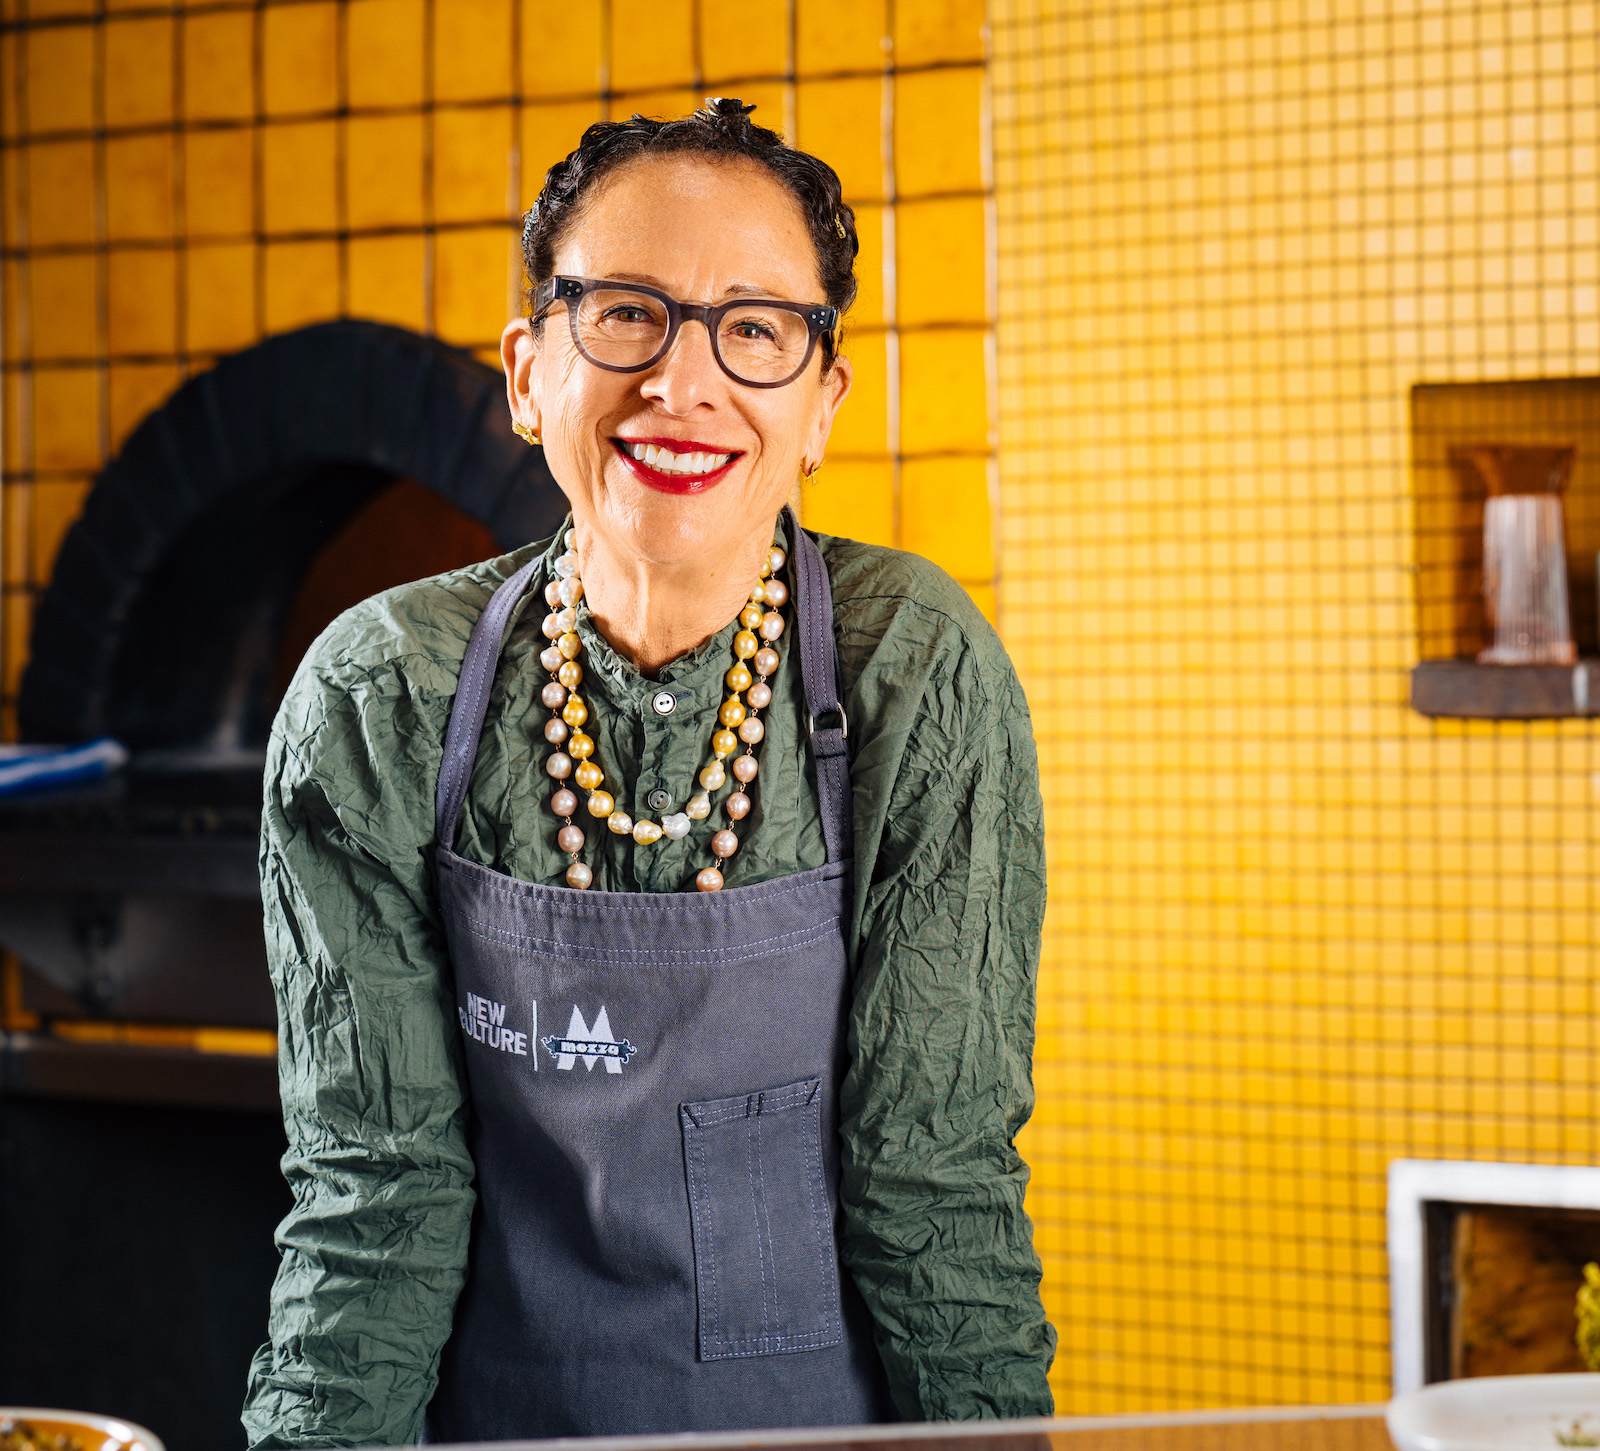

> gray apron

[{"left": 425, "top": 514, "right": 894, "bottom": 1440}]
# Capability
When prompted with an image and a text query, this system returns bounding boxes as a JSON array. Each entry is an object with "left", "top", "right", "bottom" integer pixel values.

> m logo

[{"left": 540, "top": 1005, "right": 637, "bottom": 1074}]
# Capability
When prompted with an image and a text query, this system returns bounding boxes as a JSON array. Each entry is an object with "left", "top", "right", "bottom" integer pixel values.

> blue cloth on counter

[{"left": 0, "top": 738, "right": 129, "bottom": 796}]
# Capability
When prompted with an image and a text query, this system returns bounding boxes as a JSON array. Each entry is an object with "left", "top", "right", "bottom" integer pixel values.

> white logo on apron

[{"left": 540, "top": 1005, "right": 637, "bottom": 1073}]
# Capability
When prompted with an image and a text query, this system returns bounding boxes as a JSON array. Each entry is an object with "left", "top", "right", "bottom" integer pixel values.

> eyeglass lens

[{"left": 573, "top": 287, "right": 814, "bottom": 384}]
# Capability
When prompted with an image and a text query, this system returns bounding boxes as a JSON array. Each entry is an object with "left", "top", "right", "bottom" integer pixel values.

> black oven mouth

[{"left": 0, "top": 320, "right": 562, "bottom": 1038}]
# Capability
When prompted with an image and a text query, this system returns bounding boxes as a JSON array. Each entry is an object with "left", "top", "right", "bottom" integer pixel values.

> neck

[{"left": 571, "top": 512, "right": 779, "bottom": 676}]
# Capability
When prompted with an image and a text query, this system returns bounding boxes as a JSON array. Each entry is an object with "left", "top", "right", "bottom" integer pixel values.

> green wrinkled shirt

[{"left": 243, "top": 522, "right": 1055, "bottom": 1448}]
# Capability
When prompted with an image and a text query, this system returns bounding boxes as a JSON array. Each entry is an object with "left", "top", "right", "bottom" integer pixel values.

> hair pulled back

[{"left": 522, "top": 97, "right": 859, "bottom": 369}]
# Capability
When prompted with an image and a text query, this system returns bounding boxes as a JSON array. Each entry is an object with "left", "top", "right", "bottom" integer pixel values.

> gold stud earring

[
  {"left": 802, "top": 458, "right": 823, "bottom": 482},
  {"left": 512, "top": 419, "right": 541, "bottom": 445}
]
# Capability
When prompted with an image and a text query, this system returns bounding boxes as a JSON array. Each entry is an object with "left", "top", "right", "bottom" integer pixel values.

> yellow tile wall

[
  {"left": 994, "top": 0, "right": 1600, "bottom": 1414},
  {"left": 0, "top": 0, "right": 996, "bottom": 730}
]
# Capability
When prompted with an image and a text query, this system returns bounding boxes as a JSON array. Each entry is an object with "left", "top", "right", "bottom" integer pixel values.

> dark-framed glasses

[{"left": 532, "top": 276, "right": 838, "bottom": 389}]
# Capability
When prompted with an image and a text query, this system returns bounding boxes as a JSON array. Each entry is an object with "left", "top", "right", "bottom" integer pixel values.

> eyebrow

[{"left": 601, "top": 273, "right": 784, "bottom": 300}]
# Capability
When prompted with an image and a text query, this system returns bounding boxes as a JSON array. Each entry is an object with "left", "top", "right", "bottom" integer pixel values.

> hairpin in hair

[{"left": 834, "top": 214, "right": 847, "bottom": 240}]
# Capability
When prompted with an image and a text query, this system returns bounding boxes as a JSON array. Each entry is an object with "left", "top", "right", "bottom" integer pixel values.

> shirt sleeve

[
  {"left": 242, "top": 663, "right": 475, "bottom": 1450},
  {"left": 838, "top": 630, "right": 1056, "bottom": 1420}
]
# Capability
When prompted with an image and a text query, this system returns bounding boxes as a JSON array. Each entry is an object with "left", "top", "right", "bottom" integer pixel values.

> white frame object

[{"left": 1388, "top": 1158, "right": 1600, "bottom": 1396}]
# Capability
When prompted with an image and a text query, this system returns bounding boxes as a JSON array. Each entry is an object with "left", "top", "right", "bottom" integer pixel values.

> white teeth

[{"left": 622, "top": 442, "right": 733, "bottom": 476}]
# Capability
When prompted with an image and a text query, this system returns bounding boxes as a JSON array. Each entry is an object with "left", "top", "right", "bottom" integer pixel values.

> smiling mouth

[{"left": 612, "top": 438, "right": 742, "bottom": 493}]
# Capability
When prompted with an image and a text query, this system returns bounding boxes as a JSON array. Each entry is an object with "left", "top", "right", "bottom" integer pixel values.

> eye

[
  {"left": 602, "top": 305, "right": 653, "bottom": 324},
  {"left": 728, "top": 318, "right": 779, "bottom": 341}
]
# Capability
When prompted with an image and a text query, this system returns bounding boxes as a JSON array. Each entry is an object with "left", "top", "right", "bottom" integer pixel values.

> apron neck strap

[{"left": 435, "top": 509, "right": 851, "bottom": 865}]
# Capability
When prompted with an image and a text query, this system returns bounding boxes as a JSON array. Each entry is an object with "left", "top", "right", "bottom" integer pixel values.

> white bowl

[
  {"left": 1388, "top": 1374, "right": 1600, "bottom": 1451},
  {"left": 0, "top": 1408, "right": 165, "bottom": 1451}
]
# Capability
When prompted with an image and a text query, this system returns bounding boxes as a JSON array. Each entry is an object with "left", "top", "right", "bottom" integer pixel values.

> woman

[{"left": 244, "top": 99, "right": 1054, "bottom": 1448}]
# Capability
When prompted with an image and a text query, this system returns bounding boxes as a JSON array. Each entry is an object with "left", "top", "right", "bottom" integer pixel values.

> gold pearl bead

[
  {"left": 587, "top": 790, "right": 615, "bottom": 817},
  {"left": 696, "top": 867, "right": 724, "bottom": 892},
  {"left": 562, "top": 696, "right": 588, "bottom": 727},
  {"left": 712, "top": 728, "right": 738, "bottom": 758},
  {"left": 739, "top": 604, "right": 764, "bottom": 630},
  {"left": 567, "top": 732, "right": 594, "bottom": 759},
  {"left": 749, "top": 580, "right": 766, "bottom": 604},
  {"left": 575, "top": 759, "right": 603, "bottom": 789},
  {"left": 733, "top": 630, "right": 758, "bottom": 659},
  {"left": 633, "top": 819, "right": 663, "bottom": 844},
  {"left": 725, "top": 663, "right": 752, "bottom": 691},
  {"left": 719, "top": 697, "right": 746, "bottom": 728},
  {"left": 699, "top": 761, "right": 726, "bottom": 791},
  {"left": 558, "top": 632, "right": 582, "bottom": 660},
  {"left": 558, "top": 659, "right": 583, "bottom": 688},
  {"left": 607, "top": 810, "right": 634, "bottom": 835},
  {"left": 686, "top": 791, "right": 712, "bottom": 820}
]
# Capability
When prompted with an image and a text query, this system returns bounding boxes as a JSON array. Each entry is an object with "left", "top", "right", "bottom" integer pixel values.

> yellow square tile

[
  {"left": 1, "top": 33, "right": 19, "bottom": 139},
  {"left": 28, "top": 141, "right": 96, "bottom": 246},
  {"left": 795, "top": 76, "right": 884, "bottom": 204},
  {"left": 28, "top": 253, "right": 97, "bottom": 361},
  {"left": 263, "top": 2, "right": 339, "bottom": 116},
  {"left": 434, "top": 0, "right": 512, "bottom": 102},
  {"left": 263, "top": 239, "right": 339, "bottom": 335},
  {"left": 1, "top": 262, "right": 20, "bottom": 360},
  {"left": 31, "top": 366, "right": 102, "bottom": 471},
  {"left": 433, "top": 106, "right": 516, "bottom": 223},
  {"left": 898, "top": 326, "right": 988, "bottom": 453},
  {"left": 348, "top": 0, "right": 424, "bottom": 109},
  {"left": 521, "top": 2, "right": 603, "bottom": 98},
  {"left": 701, "top": 0, "right": 787, "bottom": 83},
  {"left": 893, "top": 66, "right": 984, "bottom": 197},
  {"left": 347, "top": 233, "right": 428, "bottom": 333},
  {"left": 344, "top": 114, "right": 425, "bottom": 230},
  {"left": 826, "top": 330, "right": 888, "bottom": 457},
  {"left": 30, "top": 477, "right": 92, "bottom": 587},
  {"left": 3, "top": 472, "right": 28, "bottom": 581},
  {"left": 892, "top": 0, "right": 985, "bottom": 67},
  {"left": 615, "top": 88, "right": 701, "bottom": 123},
  {"left": 896, "top": 195, "right": 987, "bottom": 327},
  {"left": 107, "top": 248, "right": 178, "bottom": 356},
  {"left": 24, "top": 22, "right": 95, "bottom": 133},
  {"left": 609, "top": 0, "right": 694, "bottom": 94},
  {"left": 183, "top": 242, "right": 258, "bottom": 354},
  {"left": 183, "top": 129, "right": 255, "bottom": 238},
  {"left": 802, "top": 458, "right": 893, "bottom": 547},
  {"left": 108, "top": 363, "right": 181, "bottom": 454},
  {"left": 104, "top": 16, "right": 174, "bottom": 128},
  {"left": 261, "top": 121, "right": 338, "bottom": 235},
  {"left": 795, "top": 0, "right": 886, "bottom": 76},
  {"left": 182, "top": 10, "right": 254, "bottom": 122},
  {"left": 522, "top": 100, "right": 604, "bottom": 211},
  {"left": 900, "top": 454, "right": 993, "bottom": 581},
  {"left": 434, "top": 225, "right": 517, "bottom": 346},
  {"left": 847, "top": 202, "right": 885, "bottom": 328},
  {"left": 104, "top": 134, "right": 175, "bottom": 241}
]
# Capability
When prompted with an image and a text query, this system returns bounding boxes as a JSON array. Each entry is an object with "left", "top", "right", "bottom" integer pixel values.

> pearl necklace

[{"left": 537, "top": 528, "right": 789, "bottom": 893}]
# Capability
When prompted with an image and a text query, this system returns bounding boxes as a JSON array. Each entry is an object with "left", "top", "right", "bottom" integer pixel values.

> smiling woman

[{"left": 244, "top": 99, "right": 1055, "bottom": 1449}]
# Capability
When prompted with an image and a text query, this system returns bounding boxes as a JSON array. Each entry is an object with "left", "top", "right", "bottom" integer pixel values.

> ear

[
  {"left": 502, "top": 317, "right": 540, "bottom": 432},
  {"left": 803, "top": 352, "right": 853, "bottom": 469}
]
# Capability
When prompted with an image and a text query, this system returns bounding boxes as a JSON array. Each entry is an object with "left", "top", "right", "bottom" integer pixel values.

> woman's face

[{"left": 503, "top": 154, "right": 852, "bottom": 572}]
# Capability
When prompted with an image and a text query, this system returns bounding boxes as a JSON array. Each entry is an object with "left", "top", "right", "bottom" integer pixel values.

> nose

[{"left": 638, "top": 315, "right": 723, "bottom": 414}]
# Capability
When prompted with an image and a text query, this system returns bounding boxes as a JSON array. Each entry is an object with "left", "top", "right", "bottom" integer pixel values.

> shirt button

[
  {"left": 647, "top": 788, "right": 671, "bottom": 812},
  {"left": 651, "top": 691, "right": 676, "bottom": 716}
]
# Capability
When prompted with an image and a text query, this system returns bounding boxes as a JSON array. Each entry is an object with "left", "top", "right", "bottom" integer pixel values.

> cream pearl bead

[
  {"left": 557, "top": 576, "right": 583, "bottom": 608},
  {"left": 540, "top": 645, "right": 563, "bottom": 672},
  {"left": 738, "top": 716, "right": 764, "bottom": 745},
  {"left": 711, "top": 830, "right": 739, "bottom": 859},
  {"left": 554, "top": 552, "right": 578, "bottom": 578},
  {"left": 546, "top": 752, "right": 573, "bottom": 779},
  {"left": 544, "top": 578, "right": 563, "bottom": 607},
  {"left": 732, "top": 755, "right": 759, "bottom": 783},
  {"left": 699, "top": 761, "right": 726, "bottom": 791},
  {"left": 542, "top": 612, "right": 563, "bottom": 640},
  {"left": 587, "top": 790, "right": 615, "bottom": 817},
  {"left": 633, "top": 819, "right": 663, "bottom": 845},
  {"left": 753, "top": 647, "right": 779, "bottom": 676},
  {"left": 554, "top": 606, "right": 578, "bottom": 633},
  {"left": 607, "top": 810, "right": 634, "bottom": 835},
  {"left": 557, "top": 823, "right": 585, "bottom": 853},
  {"left": 541, "top": 681, "right": 567, "bottom": 709},
  {"left": 544, "top": 718, "right": 569, "bottom": 745},
  {"left": 661, "top": 812, "right": 692, "bottom": 839},
  {"left": 759, "top": 611, "right": 784, "bottom": 641},
  {"left": 551, "top": 787, "right": 577, "bottom": 816},
  {"left": 725, "top": 791, "right": 751, "bottom": 820},
  {"left": 747, "top": 681, "right": 772, "bottom": 709},
  {"left": 763, "top": 577, "right": 788, "bottom": 608},
  {"left": 769, "top": 547, "right": 786, "bottom": 575},
  {"left": 696, "top": 866, "right": 724, "bottom": 892},
  {"left": 566, "top": 861, "right": 593, "bottom": 889},
  {"left": 686, "top": 791, "right": 712, "bottom": 820}
]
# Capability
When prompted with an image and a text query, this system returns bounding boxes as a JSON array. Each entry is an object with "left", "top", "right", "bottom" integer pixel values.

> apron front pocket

[{"left": 680, "top": 1078, "right": 845, "bottom": 1361}]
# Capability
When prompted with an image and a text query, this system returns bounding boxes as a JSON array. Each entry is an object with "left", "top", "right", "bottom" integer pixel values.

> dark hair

[{"left": 522, "top": 97, "right": 859, "bottom": 370}]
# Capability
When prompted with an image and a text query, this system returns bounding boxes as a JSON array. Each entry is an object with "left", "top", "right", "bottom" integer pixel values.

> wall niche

[{"left": 1410, "top": 377, "right": 1600, "bottom": 719}]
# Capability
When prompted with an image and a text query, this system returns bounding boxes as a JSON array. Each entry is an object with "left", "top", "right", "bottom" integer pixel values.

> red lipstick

[{"left": 613, "top": 438, "right": 742, "bottom": 495}]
